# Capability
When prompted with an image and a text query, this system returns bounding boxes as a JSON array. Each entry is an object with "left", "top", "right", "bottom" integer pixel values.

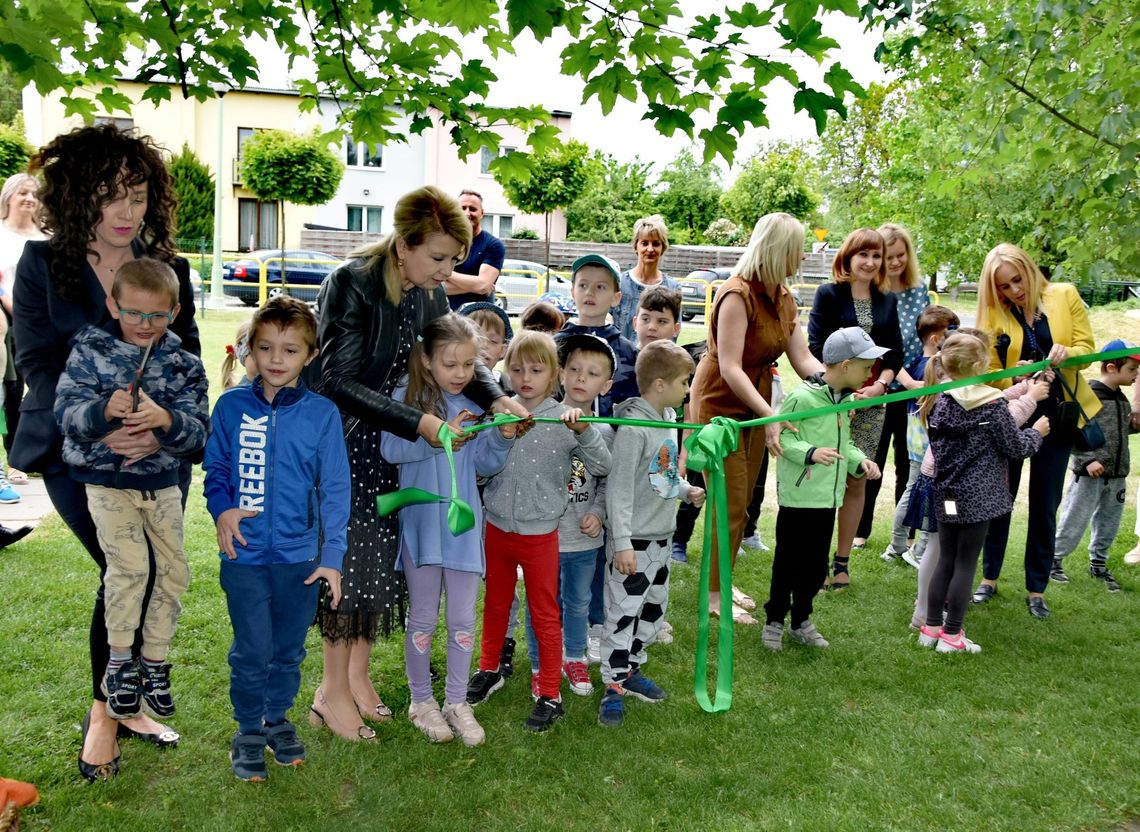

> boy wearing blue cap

[{"left": 1051, "top": 339, "right": 1140, "bottom": 592}]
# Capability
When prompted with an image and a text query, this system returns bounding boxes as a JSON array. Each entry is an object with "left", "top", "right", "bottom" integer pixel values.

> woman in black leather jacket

[{"left": 311, "top": 186, "right": 527, "bottom": 740}]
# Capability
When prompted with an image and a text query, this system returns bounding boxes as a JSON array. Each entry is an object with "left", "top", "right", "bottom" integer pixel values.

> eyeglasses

[{"left": 116, "top": 305, "right": 174, "bottom": 326}]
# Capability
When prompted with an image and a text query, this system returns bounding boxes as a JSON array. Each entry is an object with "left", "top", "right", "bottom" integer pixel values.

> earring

[{"left": 398, "top": 259, "right": 405, "bottom": 267}]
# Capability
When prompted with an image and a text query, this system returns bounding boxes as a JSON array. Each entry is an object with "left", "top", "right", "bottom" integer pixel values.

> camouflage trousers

[{"left": 87, "top": 484, "right": 189, "bottom": 660}]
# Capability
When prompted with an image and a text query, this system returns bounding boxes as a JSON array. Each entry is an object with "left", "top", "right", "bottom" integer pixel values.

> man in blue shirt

[{"left": 447, "top": 190, "right": 506, "bottom": 310}]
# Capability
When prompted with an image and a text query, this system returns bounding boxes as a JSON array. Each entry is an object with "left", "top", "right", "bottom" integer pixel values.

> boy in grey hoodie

[{"left": 599, "top": 340, "right": 705, "bottom": 727}]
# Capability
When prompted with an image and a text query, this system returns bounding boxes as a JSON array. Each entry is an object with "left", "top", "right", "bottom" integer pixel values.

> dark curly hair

[{"left": 28, "top": 124, "right": 177, "bottom": 303}]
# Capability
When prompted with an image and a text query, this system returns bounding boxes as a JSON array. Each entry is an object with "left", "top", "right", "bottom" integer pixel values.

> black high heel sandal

[
  {"left": 79, "top": 711, "right": 120, "bottom": 783},
  {"left": 117, "top": 721, "right": 180, "bottom": 748},
  {"left": 830, "top": 558, "right": 850, "bottom": 591}
]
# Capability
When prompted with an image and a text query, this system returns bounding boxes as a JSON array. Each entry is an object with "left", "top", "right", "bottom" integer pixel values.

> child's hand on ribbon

[
  {"left": 560, "top": 407, "right": 589, "bottom": 435},
  {"left": 305, "top": 566, "right": 342, "bottom": 608}
]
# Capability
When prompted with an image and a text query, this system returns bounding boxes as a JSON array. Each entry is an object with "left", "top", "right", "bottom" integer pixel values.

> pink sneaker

[
  {"left": 917, "top": 624, "right": 942, "bottom": 648},
  {"left": 561, "top": 660, "right": 593, "bottom": 696}
]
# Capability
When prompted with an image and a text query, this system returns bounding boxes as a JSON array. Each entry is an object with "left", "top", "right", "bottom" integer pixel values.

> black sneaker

[
  {"left": 230, "top": 732, "right": 268, "bottom": 782},
  {"left": 102, "top": 658, "right": 144, "bottom": 719},
  {"left": 1049, "top": 562, "right": 1070, "bottom": 584},
  {"left": 499, "top": 637, "right": 517, "bottom": 679},
  {"left": 465, "top": 669, "right": 504, "bottom": 706},
  {"left": 1089, "top": 565, "right": 1121, "bottom": 592},
  {"left": 264, "top": 721, "right": 305, "bottom": 766},
  {"left": 140, "top": 661, "right": 176, "bottom": 718},
  {"left": 524, "top": 696, "right": 564, "bottom": 732}
]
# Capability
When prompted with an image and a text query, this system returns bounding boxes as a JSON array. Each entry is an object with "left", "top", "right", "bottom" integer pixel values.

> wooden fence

[{"left": 299, "top": 226, "right": 837, "bottom": 280}]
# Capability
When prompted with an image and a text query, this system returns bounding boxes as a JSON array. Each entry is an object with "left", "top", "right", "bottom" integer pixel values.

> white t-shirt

[{"left": 0, "top": 225, "right": 46, "bottom": 297}]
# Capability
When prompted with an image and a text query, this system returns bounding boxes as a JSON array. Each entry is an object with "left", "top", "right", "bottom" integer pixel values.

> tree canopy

[
  {"left": 656, "top": 148, "right": 724, "bottom": 244},
  {"left": 169, "top": 143, "right": 215, "bottom": 242},
  {"left": 0, "top": 0, "right": 909, "bottom": 167},
  {"left": 720, "top": 142, "right": 820, "bottom": 234},
  {"left": 564, "top": 151, "right": 657, "bottom": 244}
]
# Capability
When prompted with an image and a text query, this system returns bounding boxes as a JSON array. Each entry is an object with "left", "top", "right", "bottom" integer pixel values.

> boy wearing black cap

[
  {"left": 555, "top": 254, "right": 639, "bottom": 416},
  {"left": 761, "top": 327, "right": 883, "bottom": 652},
  {"left": 458, "top": 300, "right": 513, "bottom": 394}
]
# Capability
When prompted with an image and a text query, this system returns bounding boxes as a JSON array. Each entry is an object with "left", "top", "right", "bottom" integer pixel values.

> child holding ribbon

[
  {"left": 380, "top": 313, "right": 517, "bottom": 746},
  {"left": 466, "top": 330, "right": 611, "bottom": 732}
]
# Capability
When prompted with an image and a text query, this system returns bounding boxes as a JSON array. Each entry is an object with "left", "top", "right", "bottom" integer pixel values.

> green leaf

[
  {"left": 717, "top": 88, "right": 769, "bottom": 131},
  {"left": 699, "top": 127, "right": 738, "bottom": 164},
  {"left": 505, "top": 0, "right": 562, "bottom": 39},
  {"left": 526, "top": 124, "right": 563, "bottom": 152},
  {"left": 643, "top": 103, "right": 696, "bottom": 137},
  {"left": 782, "top": 0, "right": 820, "bottom": 34},
  {"left": 424, "top": 0, "right": 498, "bottom": 33},
  {"left": 823, "top": 64, "right": 864, "bottom": 100},
  {"left": 489, "top": 150, "right": 534, "bottom": 183},
  {"left": 778, "top": 20, "right": 840, "bottom": 60},
  {"left": 581, "top": 64, "right": 638, "bottom": 115},
  {"left": 793, "top": 86, "right": 842, "bottom": 133},
  {"left": 726, "top": 1, "right": 774, "bottom": 27}
]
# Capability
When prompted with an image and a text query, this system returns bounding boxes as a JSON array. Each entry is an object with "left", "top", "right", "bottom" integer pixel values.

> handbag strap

[
  {"left": 1054, "top": 369, "right": 1092, "bottom": 422},
  {"left": 1011, "top": 306, "right": 1044, "bottom": 359}
]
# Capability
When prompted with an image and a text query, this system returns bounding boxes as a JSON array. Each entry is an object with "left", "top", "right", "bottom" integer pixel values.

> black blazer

[
  {"left": 807, "top": 282, "right": 904, "bottom": 375},
  {"left": 316, "top": 255, "right": 504, "bottom": 442},
  {"left": 11, "top": 239, "right": 201, "bottom": 474}
]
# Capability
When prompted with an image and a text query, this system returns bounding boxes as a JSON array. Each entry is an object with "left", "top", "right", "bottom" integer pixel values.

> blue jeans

[
  {"left": 220, "top": 559, "right": 319, "bottom": 734},
  {"left": 525, "top": 547, "right": 601, "bottom": 667}
]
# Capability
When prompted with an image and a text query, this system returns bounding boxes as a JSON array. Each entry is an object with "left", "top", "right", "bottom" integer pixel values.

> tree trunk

[{"left": 543, "top": 211, "right": 551, "bottom": 294}]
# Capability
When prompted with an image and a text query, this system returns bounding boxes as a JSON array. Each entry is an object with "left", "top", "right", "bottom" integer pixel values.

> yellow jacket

[{"left": 980, "top": 281, "right": 1101, "bottom": 424}]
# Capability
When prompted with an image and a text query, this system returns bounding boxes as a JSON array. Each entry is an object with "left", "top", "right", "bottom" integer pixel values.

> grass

[{"left": 3, "top": 307, "right": 1140, "bottom": 831}]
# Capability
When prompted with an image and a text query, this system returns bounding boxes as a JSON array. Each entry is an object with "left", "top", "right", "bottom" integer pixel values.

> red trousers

[{"left": 480, "top": 524, "right": 562, "bottom": 699}]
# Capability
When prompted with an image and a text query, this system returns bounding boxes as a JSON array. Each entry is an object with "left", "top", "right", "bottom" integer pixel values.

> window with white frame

[
  {"left": 347, "top": 205, "right": 383, "bottom": 233},
  {"left": 95, "top": 116, "right": 135, "bottom": 131},
  {"left": 479, "top": 145, "right": 516, "bottom": 175},
  {"left": 480, "top": 214, "right": 514, "bottom": 238},
  {"left": 346, "top": 137, "right": 384, "bottom": 168}
]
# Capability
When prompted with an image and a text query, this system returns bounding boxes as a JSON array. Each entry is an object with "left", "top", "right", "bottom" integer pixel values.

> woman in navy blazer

[
  {"left": 13, "top": 125, "right": 200, "bottom": 781},
  {"left": 807, "top": 229, "right": 904, "bottom": 588}
]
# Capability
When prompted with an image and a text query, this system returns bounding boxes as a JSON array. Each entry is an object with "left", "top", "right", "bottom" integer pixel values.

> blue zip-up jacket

[
  {"left": 554, "top": 322, "right": 639, "bottom": 415},
  {"left": 54, "top": 323, "right": 208, "bottom": 490},
  {"left": 203, "top": 378, "right": 350, "bottom": 571}
]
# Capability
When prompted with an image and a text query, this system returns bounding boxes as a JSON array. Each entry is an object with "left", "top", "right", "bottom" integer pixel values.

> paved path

[{"left": 0, "top": 476, "right": 54, "bottom": 529}]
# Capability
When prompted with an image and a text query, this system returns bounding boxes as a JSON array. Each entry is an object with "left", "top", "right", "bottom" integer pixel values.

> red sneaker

[{"left": 561, "top": 660, "right": 593, "bottom": 696}]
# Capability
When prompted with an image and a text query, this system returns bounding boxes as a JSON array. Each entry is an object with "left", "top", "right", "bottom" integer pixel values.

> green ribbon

[
  {"left": 375, "top": 422, "right": 476, "bottom": 536},
  {"left": 375, "top": 346, "right": 1132, "bottom": 710},
  {"left": 683, "top": 416, "right": 740, "bottom": 712}
]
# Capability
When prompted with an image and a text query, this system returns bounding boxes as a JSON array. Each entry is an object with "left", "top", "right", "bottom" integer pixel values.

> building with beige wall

[{"left": 22, "top": 81, "right": 572, "bottom": 252}]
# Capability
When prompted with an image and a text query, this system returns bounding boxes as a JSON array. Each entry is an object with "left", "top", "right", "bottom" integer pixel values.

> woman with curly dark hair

[{"left": 12, "top": 124, "right": 200, "bottom": 781}]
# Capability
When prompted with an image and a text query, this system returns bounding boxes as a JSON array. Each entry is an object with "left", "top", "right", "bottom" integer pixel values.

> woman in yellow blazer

[{"left": 973, "top": 243, "right": 1099, "bottom": 619}]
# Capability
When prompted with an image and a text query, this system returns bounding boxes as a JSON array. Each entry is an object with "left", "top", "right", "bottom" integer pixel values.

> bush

[
  {"left": 0, "top": 121, "right": 32, "bottom": 179},
  {"left": 704, "top": 218, "right": 742, "bottom": 246},
  {"left": 169, "top": 144, "right": 215, "bottom": 241},
  {"left": 511, "top": 228, "right": 539, "bottom": 240}
]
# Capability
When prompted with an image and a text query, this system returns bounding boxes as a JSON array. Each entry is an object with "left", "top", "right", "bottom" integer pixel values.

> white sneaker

[
  {"left": 880, "top": 544, "right": 907, "bottom": 563},
  {"left": 902, "top": 546, "right": 922, "bottom": 569},
  {"left": 587, "top": 624, "right": 602, "bottom": 664},
  {"left": 441, "top": 701, "right": 485, "bottom": 746},
  {"left": 740, "top": 531, "right": 769, "bottom": 552},
  {"left": 657, "top": 620, "right": 674, "bottom": 645},
  {"left": 936, "top": 631, "right": 982, "bottom": 654},
  {"left": 408, "top": 699, "right": 454, "bottom": 743},
  {"left": 917, "top": 624, "right": 941, "bottom": 648},
  {"left": 789, "top": 620, "right": 830, "bottom": 648},
  {"left": 1125, "top": 548, "right": 1140, "bottom": 566}
]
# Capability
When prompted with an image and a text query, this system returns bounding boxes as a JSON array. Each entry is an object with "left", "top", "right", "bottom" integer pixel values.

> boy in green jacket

[{"left": 762, "top": 327, "right": 884, "bottom": 651}]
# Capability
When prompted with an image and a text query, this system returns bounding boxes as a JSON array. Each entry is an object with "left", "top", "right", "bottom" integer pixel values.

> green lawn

[{"left": 2, "top": 307, "right": 1140, "bottom": 831}]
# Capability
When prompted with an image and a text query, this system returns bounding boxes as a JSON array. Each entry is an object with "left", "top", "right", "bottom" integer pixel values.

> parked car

[
  {"left": 222, "top": 249, "right": 340, "bottom": 305},
  {"left": 676, "top": 268, "right": 732, "bottom": 320},
  {"left": 676, "top": 267, "right": 804, "bottom": 320},
  {"left": 495, "top": 259, "right": 575, "bottom": 314}
]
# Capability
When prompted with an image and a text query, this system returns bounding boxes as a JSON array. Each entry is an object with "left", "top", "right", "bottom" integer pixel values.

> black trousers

[
  {"left": 45, "top": 462, "right": 192, "bottom": 701},
  {"left": 927, "top": 519, "right": 990, "bottom": 635},
  {"left": 981, "top": 431, "right": 1072, "bottom": 593},
  {"left": 857, "top": 398, "right": 908, "bottom": 539},
  {"left": 764, "top": 506, "right": 834, "bottom": 627}
]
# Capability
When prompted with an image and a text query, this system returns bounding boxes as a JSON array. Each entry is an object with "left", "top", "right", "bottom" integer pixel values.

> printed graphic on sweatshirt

[
  {"left": 237, "top": 412, "right": 269, "bottom": 511},
  {"left": 648, "top": 439, "right": 681, "bottom": 499},
  {"left": 567, "top": 455, "right": 589, "bottom": 503}
]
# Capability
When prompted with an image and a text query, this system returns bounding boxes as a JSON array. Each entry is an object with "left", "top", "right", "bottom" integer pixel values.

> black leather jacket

[{"left": 316, "top": 254, "right": 504, "bottom": 441}]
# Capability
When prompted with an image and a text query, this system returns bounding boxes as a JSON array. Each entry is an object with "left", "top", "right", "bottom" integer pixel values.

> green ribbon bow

[
  {"left": 683, "top": 416, "right": 740, "bottom": 713},
  {"left": 375, "top": 422, "right": 476, "bottom": 536}
]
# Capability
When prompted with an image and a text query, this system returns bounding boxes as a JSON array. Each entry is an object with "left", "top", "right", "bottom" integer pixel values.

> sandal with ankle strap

[
  {"left": 830, "top": 558, "right": 850, "bottom": 590},
  {"left": 309, "top": 693, "right": 376, "bottom": 741}
]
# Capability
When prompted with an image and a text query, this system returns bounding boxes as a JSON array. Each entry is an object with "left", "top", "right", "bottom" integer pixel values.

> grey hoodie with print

[
  {"left": 483, "top": 396, "right": 611, "bottom": 535},
  {"left": 606, "top": 397, "right": 695, "bottom": 553}
]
